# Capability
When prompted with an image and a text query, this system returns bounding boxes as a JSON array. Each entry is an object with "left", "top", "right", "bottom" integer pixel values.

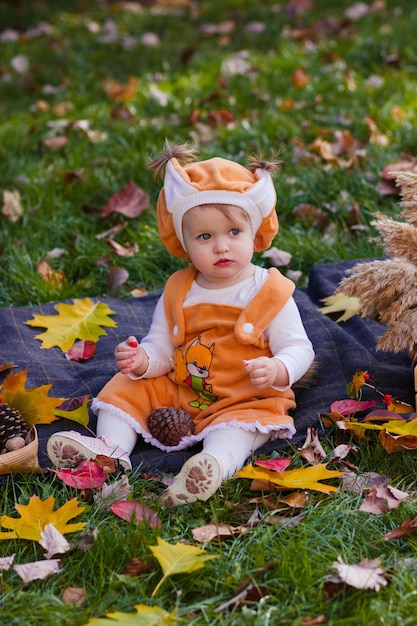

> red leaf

[
  {"left": 101, "top": 181, "right": 149, "bottom": 218},
  {"left": 329, "top": 399, "right": 377, "bottom": 416},
  {"left": 110, "top": 500, "right": 161, "bottom": 529},
  {"left": 254, "top": 457, "right": 291, "bottom": 473},
  {"left": 65, "top": 340, "right": 96, "bottom": 361},
  {"left": 53, "top": 460, "right": 107, "bottom": 489}
]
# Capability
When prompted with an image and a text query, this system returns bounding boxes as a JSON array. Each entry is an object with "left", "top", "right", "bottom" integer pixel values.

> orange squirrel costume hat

[{"left": 149, "top": 142, "right": 280, "bottom": 260}]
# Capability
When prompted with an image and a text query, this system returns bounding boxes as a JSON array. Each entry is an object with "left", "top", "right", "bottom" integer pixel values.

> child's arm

[
  {"left": 115, "top": 336, "right": 149, "bottom": 376},
  {"left": 243, "top": 357, "right": 289, "bottom": 390}
]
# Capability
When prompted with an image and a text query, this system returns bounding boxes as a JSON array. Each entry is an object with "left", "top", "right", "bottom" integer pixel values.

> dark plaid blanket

[{"left": 0, "top": 260, "right": 414, "bottom": 473}]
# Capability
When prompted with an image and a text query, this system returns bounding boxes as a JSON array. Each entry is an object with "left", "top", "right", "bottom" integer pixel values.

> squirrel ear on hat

[{"left": 148, "top": 141, "right": 197, "bottom": 177}]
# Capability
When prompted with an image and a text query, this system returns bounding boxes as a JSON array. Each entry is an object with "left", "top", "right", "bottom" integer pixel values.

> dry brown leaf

[
  {"left": 61, "top": 587, "right": 86, "bottom": 607},
  {"left": 298, "top": 427, "right": 326, "bottom": 464},
  {"left": 383, "top": 517, "right": 417, "bottom": 541},
  {"left": 261, "top": 247, "right": 292, "bottom": 267},
  {"left": 333, "top": 556, "right": 388, "bottom": 591},
  {"left": 192, "top": 523, "right": 250, "bottom": 544},
  {"left": 0, "top": 554, "right": 15, "bottom": 571},
  {"left": 37, "top": 259, "right": 65, "bottom": 288},
  {"left": 291, "top": 67, "right": 311, "bottom": 87},
  {"left": 2, "top": 189, "right": 23, "bottom": 221},
  {"left": 42, "top": 136, "right": 68, "bottom": 150},
  {"left": 14, "top": 559, "right": 62, "bottom": 583},
  {"left": 103, "top": 76, "right": 139, "bottom": 102},
  {"left": 101, "top": 180, "right": 149, "bottom": 218},
  {"left": 106, "top": 238, "right": 139, "bottom": 257},
  {"left": 39, "top": 523, "right": 71, "bottom": 558}
]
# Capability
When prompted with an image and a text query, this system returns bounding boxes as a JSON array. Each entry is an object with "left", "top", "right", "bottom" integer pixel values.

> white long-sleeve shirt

[{"left": 137, "top": 266, "right": 314, "bottom": 390}]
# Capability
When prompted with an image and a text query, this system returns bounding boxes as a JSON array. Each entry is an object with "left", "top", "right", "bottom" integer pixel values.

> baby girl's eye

[
  {"left": 199, "top": 233, "right": 211, "bottom": 240},
  {"left": 230, "top": 228, "right": 240, "bottom": 236}
]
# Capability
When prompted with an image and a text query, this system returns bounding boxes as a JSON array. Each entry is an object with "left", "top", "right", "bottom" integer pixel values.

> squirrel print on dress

[{"left": 175, "top": 337, "right": 218, "bottom": 410}]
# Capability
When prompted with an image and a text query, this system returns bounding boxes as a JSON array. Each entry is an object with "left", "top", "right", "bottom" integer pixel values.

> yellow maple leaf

[
  {"left": 84, "top": 604, "right": 176, "bottom": 626},
  {"left": 149, "top": 537, "right": 218, "bottom": 597},
  {"left": 237, "top": 462, "right": 343, "bottom": 495},
  {"left": 320, "top": 293, "right": 361, "bottom": 322},
  {"left": 0, "top": 369, "right": 61, "bottom": 425},
  {"left": 346, "top": 416, "right": 417, "bottom": 437},
  {"left": 25, "top": 298, "right": 117, "bottom": 351},
  {"left": 0, "top": 495, "right": 86, "bottom": 541}
]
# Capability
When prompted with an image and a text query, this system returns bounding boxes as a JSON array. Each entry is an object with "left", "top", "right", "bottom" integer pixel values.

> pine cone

[
  {"left": 147, "top": 407, "right": 195, "bottom": 446},
  {"left": 0, "top": 403, "right": 29, "bottom": 453}
]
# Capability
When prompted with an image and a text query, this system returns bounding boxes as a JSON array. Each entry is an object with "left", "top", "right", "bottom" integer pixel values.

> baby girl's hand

[
  {"left": 115, "top": 336, "right": 148, "bottom": 375},
  {"left": 243, "top": 357, "right": 289, "bottom": 389}
]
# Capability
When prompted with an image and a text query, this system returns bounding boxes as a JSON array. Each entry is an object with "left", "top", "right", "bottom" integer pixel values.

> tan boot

[{"left": 159, "top": 452, "right": 222, "bottom": 507}]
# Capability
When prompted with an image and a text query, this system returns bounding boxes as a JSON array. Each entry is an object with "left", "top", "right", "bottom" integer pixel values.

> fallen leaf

[
  {"left": 106, "top": 266, "right": 130, "bottom": 296},
  {"left": 329, "top": 399, "right": 377, "bottom": 416},
  {"left": 106, "top": 238, "right": 139, "bottom": 257},
  {"left": 14, "top": 559, "right": 62, "bottom": 583},
  {"left": 149, "top": 537, "right": 218, "bottom": 596},
  {"left": 53, "top": 395, "right": 90, "bottom": 427},
  {"left": 2, "top": 189, "right": 23, "bottom": 221},
  {"left": 0, "top": 554, "right": 15, "bottom": 570},
  {"left": 253, "top": 457, "right": 291, "bottom": 473},
  {"left": 101, "top": 180, "right": 149, "bottom": 218},
  {"left": 383, "top": 517, "right": 417, "bottom": 541},
  {"left": 110, "top": 500, "right": 161, "bottom": 529},
  {"left": 61, "top": 586, "right": 86, "bottom": 607},
  {"left": 320, "top": 293, "right": 361, "bottom": 322},
  {"left": 298, "top": 427, "right": 326, "bottom": 464},
  {"left": 192, "top": 523, "right": 250, "bottom": 543},
  {"left": 39, "top": 523, "right": 71, "bottom": 558},
  {"left": 0, "top": 494, "right": 86, "bottom": 541},
  {"left": 42, "top": 136, "right": 68, "bottom": 150},
  {"left": 333, "top": 556, "right": 388, "bottom": 591},
  {"left": 121, "top": 557, "right": 156, "bottom": 576},
  {"left": 237, "top": 462, "right": 343, "bottom": 494},
  {"left": 0, "top": 369, "right": 61, "bottom": 426},
  {"left": 359, "top": 483, "right": 409, "bottom": 514},
  {"left": 341, "top": 470, "right": 389, "bottom": 494},
  {"left": 261, "top": 247, "right": 292, "bottom": 266},
  {"left": 103, "top": 76, "right": 140, "bottom": 102},
  {"left": 215, "top": 581, "right": 270, "bottom": 612},
  {"left": 37, "top": 260, "right": 65, "bottom": 288},
  {"left": 83, "top": 604, "right": 176, "bottom": 625},
  {"left": 301, "top": 616, "right": 327, "bottom": 625},
  {"left": 291, "top": 67, "right": 311, "bottom": 87},
  {"left": 65, "top": 340, "right": 96, "bottom": 361},
  {"left": 25, "top": 298, "right": 117, "bottom": 351},
  {"left": 52, "top": 460, "right": 108, "bottom": 490},
  {"left": 94, "top": 475, "right": 132, "bottom": 509}
]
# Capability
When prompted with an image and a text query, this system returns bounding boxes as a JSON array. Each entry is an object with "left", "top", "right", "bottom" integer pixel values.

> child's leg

[
  {"left": 202, "top": 427, "right": 271, "bottom": 479},
  {"left": 46, "top": 410, "right": 136, "bottom": 470},
  {"left": 96, "top": 409, "right": 138, "bottom": 455},
  {"left": 159, "top": 426, "right": 271, "bottom": 507}
]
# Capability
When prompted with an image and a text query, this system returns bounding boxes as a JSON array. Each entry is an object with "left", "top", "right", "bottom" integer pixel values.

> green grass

[{"left": 1, "top": 1, "right": 417, "bottom": 624}]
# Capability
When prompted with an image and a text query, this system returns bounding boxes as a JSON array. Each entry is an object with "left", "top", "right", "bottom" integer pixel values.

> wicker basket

[{"left": 0, "top": 427, "right": 40, "bottom": 475}]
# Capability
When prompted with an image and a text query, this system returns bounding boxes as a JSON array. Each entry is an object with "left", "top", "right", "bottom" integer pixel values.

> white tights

[
  {"left": 97, "top": 410, "right": 271, "bottom": 479},
  {"left": 202, "top": 427, "right": 271, "bottom": 479}
]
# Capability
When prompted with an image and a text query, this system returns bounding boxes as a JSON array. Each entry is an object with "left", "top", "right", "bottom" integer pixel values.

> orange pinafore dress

[{"left": 95, "top": 265, "right": 297, "bottom": 450}]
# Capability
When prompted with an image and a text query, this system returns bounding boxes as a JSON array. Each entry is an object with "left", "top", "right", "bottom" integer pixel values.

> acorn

[
  {"left": 147, "top": 407, "right": 195, "bottom": 446},
  {"left": 0, "top": 403, "right": 29, "bottom": 454}
]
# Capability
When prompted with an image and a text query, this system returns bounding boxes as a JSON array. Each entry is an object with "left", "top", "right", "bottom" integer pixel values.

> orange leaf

[
  {"left": 103, "top": 76, "right": 139, "bottom": 102},
  {"left": 378, "top": 429, "right": 417, "bottom": 453},
  {"left": 37, "top": 259, "right": 66, "bottom": 288},
  {"left": 0, "top": 369, "right": 61, "bottom": 426}
]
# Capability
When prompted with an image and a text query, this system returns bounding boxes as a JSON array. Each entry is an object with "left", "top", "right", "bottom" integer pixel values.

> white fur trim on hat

[{"left": 164, "top": 160, "right": 276, "bottom": 250}]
